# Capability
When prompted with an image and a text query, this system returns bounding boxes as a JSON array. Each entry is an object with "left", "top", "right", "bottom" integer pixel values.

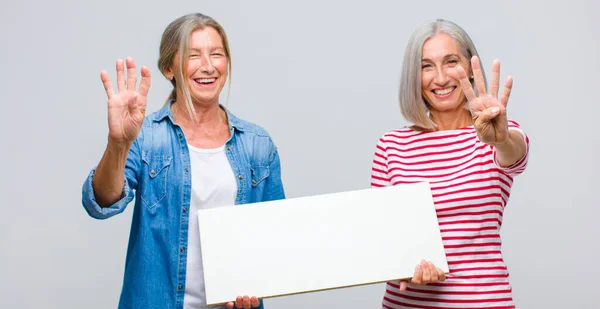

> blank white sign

[{"left": 197, "top": 182, "right": 448, "bottom": 305}]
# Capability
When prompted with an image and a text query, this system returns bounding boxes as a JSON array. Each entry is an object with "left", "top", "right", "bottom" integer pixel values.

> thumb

[
  {"left": 475, "top": 106, "right": 500, "bottom": 126},
  {"left": 399, "top": 280, "right": 408, "bottom": 292}
]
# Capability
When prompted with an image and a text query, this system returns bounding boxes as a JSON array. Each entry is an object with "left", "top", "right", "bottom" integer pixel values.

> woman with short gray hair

[{"left": 371, "top": 19, "right": 529, "bottom": 308}]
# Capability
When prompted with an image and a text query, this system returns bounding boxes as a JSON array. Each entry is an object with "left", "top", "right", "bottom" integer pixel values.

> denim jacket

[{"left": 81, "top": 102, "right": 285, "bottom": 309}]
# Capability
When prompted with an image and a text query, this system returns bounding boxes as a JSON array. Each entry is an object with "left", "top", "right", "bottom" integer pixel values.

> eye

[
  {"left": 189, "top": 54, "right": 200, "bottom": 59},
  {"left": 421, "top": 63, "right": 432, "bottom": 69},
  {"left": 447, "top": 59, "right": 459, "bottom": 66}
]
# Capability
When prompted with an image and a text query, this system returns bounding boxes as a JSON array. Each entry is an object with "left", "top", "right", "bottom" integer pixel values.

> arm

[
  {"left": 81, "top": 57, "right": 149, "bottom": 219},
  {"left": 494, "top": 129, "right": 527, "bottom": 168},
  {"left": 81, "top": 138, "right": 141, "bottom": 219},
  {"left": 93, "top": 140, "right": 133, "bottom": 206},
  {"left": 371, "top": 135, "right": 390, "bottom": 187},
  {"left": 262, "top": 143, "right": 285, "bottom": 202}
]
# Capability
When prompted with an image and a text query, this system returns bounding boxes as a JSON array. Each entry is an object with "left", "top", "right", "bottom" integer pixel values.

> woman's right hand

[
  {"left": 101, "top": 57, "right": 151, "bottom": 146},
  {"left": 399, "top": 260, "right": 446, "bottom": 291}
]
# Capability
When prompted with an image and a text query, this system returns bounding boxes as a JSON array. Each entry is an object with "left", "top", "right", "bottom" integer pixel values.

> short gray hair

[{"left": 398, "top": 19, "right": 486, "bottom": 130}]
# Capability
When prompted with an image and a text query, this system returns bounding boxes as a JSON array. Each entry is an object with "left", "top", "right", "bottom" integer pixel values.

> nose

[
  {"left": 433, "top": 67, "right": 450, "bottom": 85},
  {"left": 199, "top": 54, "right": 215, "bottom": 74}
]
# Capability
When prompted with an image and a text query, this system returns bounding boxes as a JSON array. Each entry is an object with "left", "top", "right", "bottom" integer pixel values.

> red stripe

[
  {"left": 435, "top": 193, "right": 506, "bottom": 206},
  {"left": 444, "top": 242, "right": 502, "bottom": 249},
  {"left": 385, "top": 135, "right": 478, "bottom": 153},
  {"left": 383, "top": 297, "right": 515, "bottom": 309},
  {"left": 442, "top": 234, "right": 500, "bottom": 241},
  {"left": 388, "top": 293, "right": 513, "bottom": 304},
  {"left": 404, "top": 287, "right": 512, "bottom": 295},
  {"left": 433, "top": 185, "right": 509, "bottom": 199},
  {"left": 383, "top": 130, "right": 474, "bottom": 145},
  {"left": 386, "top": 142, "right": 480, "bottom": 160},
  {"left": 440, "top": 226, "right": 498, "bottom": 233},
  {"left": 389, "top": 158, "right": 495, "bottom": 173},
  {"left": 445, "top": 250, "right": 502, "bottom": 257},
  {"left": 447, "top": 273, "right": 509, "bottom": 279},
  {"left": 437, "top": 210, "right": 503, "bottom": 219},
  {"left": 447, "top": 258, "right": 504, "bottom": 265},
  {"left": 436, "top": 202, "right": 503, "bottom": 214},
  {"left": 389, "top": 161, "right": 498, "bottom": 180},
  {"left": 371, "top": 174, "right": 389, "bottom": 182},
  {"left": 387, "top": 147, "right": 490, "bottom": 166},
  {"left": 451, "top": 266, "right": 507, "bottom": 273},
  {"left": 432, "top": 176, "right": 511, "bottom": 191},
  {"left": 437, "top": 218, "right": 502, "bottom": 226}
]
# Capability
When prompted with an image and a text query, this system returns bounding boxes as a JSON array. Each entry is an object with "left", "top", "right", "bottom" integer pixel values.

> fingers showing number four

[
  {"left": 456, "top": 56, "right": 513, "bottom": 111},
  {"left": 100, "top": 57, "right": 151, "bottom": 101}
]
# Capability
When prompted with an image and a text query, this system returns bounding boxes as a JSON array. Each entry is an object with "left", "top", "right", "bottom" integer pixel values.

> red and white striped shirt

[{"left": 371, "top": 120, "right": 529, "bottom": 309}]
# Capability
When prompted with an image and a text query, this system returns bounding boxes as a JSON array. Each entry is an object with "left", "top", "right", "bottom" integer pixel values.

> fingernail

[{"left": 491, "top": 107, "right": 499, "bottom": 114}]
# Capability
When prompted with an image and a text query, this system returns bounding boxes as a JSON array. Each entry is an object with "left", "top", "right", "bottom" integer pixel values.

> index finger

[
  {"left": 457, "top": 65, "right": 477, "bottom": 102},
  {"left": 250, "top": 296, "right": 260, "bottom": 308},
  {"left": 100, "top": 70, "right": 115, "bottom": 99},
  {"left": 489, "top": 59, "right": 501, "bottom": 98},
  {"left": 126, "top": 57, "right": 137, "bottom": 91},
  {"left": 471, "top": 56, "right": 487, "bottom": 96}
]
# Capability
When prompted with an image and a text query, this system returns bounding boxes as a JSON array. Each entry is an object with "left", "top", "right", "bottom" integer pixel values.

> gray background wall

[{"left": 1, "top": 0, "right": 598, "bottom": 308}]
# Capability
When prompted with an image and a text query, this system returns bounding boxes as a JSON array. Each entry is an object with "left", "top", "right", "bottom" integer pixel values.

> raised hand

[
  {"left": 101, "top": 57, "right": 151, "bottom": 146},
  {"left": 457, "top": 56, "right": 513, "bottom": 146},
  {"left": 226, "top": 296, "right": 261, "bottom": 309}
]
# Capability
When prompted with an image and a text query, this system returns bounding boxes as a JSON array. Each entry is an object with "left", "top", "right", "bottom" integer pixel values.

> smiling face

[
  {"left": 420, "top": 33, "right": 471, "bottom": 113},
  {"left": 168, "top": 27, "right": 229, "bottom": 107}
]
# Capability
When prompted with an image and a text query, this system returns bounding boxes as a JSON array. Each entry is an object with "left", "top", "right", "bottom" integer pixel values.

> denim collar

[{"left": 152, "top": 100, "right": 246, "bottom": 132}]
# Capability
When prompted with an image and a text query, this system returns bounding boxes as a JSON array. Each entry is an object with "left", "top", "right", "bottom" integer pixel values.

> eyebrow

[
  {"left": 188, "top": 47, "right": 225, "bottom": 52},
  {"left": 421, "top": 54, "right": 461, "bottom": 61}
]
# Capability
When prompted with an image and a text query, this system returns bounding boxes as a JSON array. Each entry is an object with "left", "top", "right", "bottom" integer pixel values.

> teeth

[
  {"left": 434, "top": 88, "right": 454, "bottom": 95},
  {"left": 196, "top": 78, "right": 216, "bottom": 84}
]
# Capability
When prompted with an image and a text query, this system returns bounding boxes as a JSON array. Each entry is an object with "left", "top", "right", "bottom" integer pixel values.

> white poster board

[{"left": 197, "top": 182, "right": 447, "bottom": 305}]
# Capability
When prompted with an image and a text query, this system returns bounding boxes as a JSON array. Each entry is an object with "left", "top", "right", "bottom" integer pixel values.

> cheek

[
  {"left": 186, "top": 60, "right": 201, "bottom": 75},
  {"left": 421, "top": 72, "right": 433, "bottom": 90},
  {"left": 215, "top": 59, "right": 228, "bottom": 75}
]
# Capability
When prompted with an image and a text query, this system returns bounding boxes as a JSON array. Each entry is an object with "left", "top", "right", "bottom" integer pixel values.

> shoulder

[
  {"left": 227, "top": 108, "right": 275, "bottom": 141},
  {"left": 376, "top": 126, "right": 428, "bottom": 146}
]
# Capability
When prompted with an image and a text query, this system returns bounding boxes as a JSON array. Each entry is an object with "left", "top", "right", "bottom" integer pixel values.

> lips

[
  {"left": 194, "top": 77, "right": 217, "bottom": 86},
  {"left": 432, "top": 86, "right": 456, "bottom": 97}
]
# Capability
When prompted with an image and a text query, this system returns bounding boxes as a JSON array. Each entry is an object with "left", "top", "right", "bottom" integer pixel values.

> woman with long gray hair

[
  {"left": 81, "top": 13, "right": 284, "bottom": 309},
  {"left": 371, "top": 19, "right": 529, "bottom": 308}
]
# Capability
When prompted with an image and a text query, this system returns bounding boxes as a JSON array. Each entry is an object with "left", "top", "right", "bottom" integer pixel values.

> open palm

[
  {"left": 457, "top": 56, "right": 513, "bottom": 146},
  {"left": 101, "top": 57, "right": 151, "bottom": 145}
]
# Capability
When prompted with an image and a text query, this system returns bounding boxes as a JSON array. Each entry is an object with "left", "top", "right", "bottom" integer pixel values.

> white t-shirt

[{"left": 184, "top": 144, "right": 237, "bottom": 309}]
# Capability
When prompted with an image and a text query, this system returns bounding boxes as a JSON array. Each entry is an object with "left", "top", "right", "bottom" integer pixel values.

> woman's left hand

[
  {"left": 226, "top": 295, "right": 261, "bottom": 309},
  {"left": 457, "top": 56, "right": 513, "bottom": 147}
]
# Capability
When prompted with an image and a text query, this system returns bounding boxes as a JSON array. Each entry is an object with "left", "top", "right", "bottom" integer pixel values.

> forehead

[
  {"left": 189, "top": 27, "right": 224, "bottom": 48},
  {"left": 421, "top": 33, "right": 462, "bottom": 60}
]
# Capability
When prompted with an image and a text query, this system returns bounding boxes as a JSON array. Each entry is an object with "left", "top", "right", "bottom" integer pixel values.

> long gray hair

[
  {"left": 399, "top": 19, "right": 486, "bottom": 130},
  {"left": 157, "top": 13, "right": 232, "bottom": 122}
]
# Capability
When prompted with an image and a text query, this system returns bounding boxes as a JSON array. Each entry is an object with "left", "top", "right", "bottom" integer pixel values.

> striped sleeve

[
  {"left": 371, "top": 134, "right": 390, "bottom": 187},
  {"left": 493, "top": 120, "right": 530, "bottom": 176}
]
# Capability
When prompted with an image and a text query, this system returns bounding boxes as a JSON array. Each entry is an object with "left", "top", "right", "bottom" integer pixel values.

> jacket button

[
  {"left": 185, "top": 168, "right": 189, "bottom": 173},
  {"left": 150, "top": 170, "right": 156, "bottom": 175},
  {"left": 238, "top": 175, "right": 243, "bottom": 180},
  {"left": 178, "top": 285, "right": 183, "bottom": 290},
  {"left": 252, "top": 179, "right": 257, "bottom": 185},
  {"left": 227, "top": 146, "right": 232, "bottom": 151},
  {"left": 183, "top": 208, "right": 187, "bottom": 213},
  {"left": 180, "top": 247, "right": 185, "bottom": 252},
  {"left": 178, "top": 133, "right": 183, "bottom": 139}
]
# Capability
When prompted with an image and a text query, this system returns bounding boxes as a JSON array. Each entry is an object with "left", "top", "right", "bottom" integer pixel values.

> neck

[
  {"left": 172, "top": 101, "right": 226, "bottom": 127},
  {"left": 430, "top": 108, "right": 473, "bottom": 131}
]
